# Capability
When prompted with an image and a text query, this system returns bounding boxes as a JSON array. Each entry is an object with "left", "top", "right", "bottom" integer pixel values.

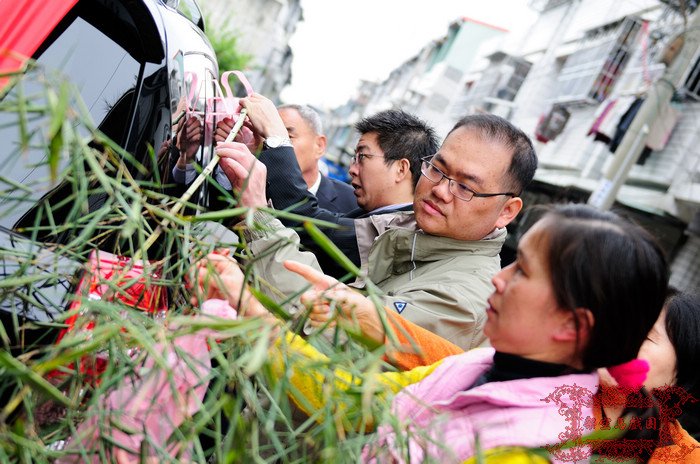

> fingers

[
  {"left": 300, "top": 290, "right": 335, "bottom": 327},
  {"left": 218, "top": 158, "right": 249, "bottom": 188},
  {"left": 214, "top": 118, "right": 234, "bottom": 143},
  {"left": 216, "top": 142, "right": 256, "bottom": 176},
  {"left": 185, "top": 117, "right": 203, "bottom": 139},
  {"left": 216, "top": 141, "right": 255, "bottom": 163},
  {"left": 283, "top": 260, "right": 339, "bottom": 290},
  {"left": 239, "top": 94, "right": 288, "bottom": 139},
  {"left": 190, "top": 253, "right": 241, "bottom": 306}
]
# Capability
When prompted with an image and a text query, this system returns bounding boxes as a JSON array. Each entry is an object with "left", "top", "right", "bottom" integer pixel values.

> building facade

[
  {"left": 201, "top": 0, "right": 302, "bottom": 101},
  {"left": 324, "top": 0, "right": 700, "bottom": 291}
]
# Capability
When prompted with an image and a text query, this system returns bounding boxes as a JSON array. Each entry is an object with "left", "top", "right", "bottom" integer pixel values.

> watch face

[
  {"left": 266, "top": 136, "right": 283, "bottom": 148},
  {"left": 265, "top": 136, "right": 291, "bottom": 149}
]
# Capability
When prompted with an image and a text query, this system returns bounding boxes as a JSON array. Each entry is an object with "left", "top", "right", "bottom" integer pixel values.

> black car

[{"left": 0, "top": 0, "right": 220, "bottom": 348}]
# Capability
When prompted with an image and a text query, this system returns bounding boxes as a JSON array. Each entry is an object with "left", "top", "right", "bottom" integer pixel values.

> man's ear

[
  {"left": 314, "top": 134, "right": 327, "bottom": 161},
  {"left": 553, "top": 308, "right": 594, "bottom": 343},
  {"left": 494, "top": 196, "right": 523, "bottom": 229},
  {"left": 395, "top": 158, "right": 411, "bottom": 183}
]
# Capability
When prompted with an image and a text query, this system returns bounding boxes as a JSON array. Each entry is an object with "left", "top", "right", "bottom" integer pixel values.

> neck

[
  {"left": 383, "top": 182, "right": 414, "bottom": 208},
  {"left": 303, "top": 169, "right": 320, "bottom": 190}
]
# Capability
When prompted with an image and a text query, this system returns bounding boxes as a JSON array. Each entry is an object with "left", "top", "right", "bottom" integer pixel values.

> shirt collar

[
  {"left": 308, "top": 173, "right": 322, "bottom": 195},
  {"left": 369, "top": 202, "right": 412, "bottom": 215}
]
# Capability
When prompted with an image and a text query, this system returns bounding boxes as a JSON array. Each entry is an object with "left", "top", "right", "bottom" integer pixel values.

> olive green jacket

[{"left": 242, "top": 211, "right": 504, "bottom": 350}]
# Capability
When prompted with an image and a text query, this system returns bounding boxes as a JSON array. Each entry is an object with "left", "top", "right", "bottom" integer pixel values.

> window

[
  {"left": 683, "top": 54, "right": 700, "bottom": 100},
  {"left": 555, "top": 17, "right": 642, "bottom": 103},
  {"left": 454, "top": 52, "right": 531, "bottom": 116},
  {"left": 163, "top": 0, "right": 205, "bottom": 30}
]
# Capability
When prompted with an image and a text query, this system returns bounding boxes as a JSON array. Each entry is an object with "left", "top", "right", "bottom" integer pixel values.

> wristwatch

[{"left": 263, "top": 135, "right": 293, "bottom": 149}]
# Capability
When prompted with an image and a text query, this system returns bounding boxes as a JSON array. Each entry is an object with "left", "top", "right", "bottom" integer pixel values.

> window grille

[
  {"left": 684, "top": 54, "right": 700, "bottom": 100},
  {"left": 555, "top": 17, "right": 642, "bottom": 103}
]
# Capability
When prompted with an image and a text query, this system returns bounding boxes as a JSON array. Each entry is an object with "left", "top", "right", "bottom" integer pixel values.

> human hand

[
  {"left": 238, "top": 93, "right": 288, "bottom": 141},
  {"left": 215, "top": 141, "right": 267, "bottom": 208},
  {"left": 157, "top": 140, "right": 170, "bottom": 160},
  {"left": 175, "top": 116, "right": 203, "bottom": 168},
  {"left": 214, "top": 117, "right": 234, "bottom": 144},
  {"left": 192, "top": 253, "right": 269, "bottom": 319},
  {"left": 214, "top": 117, "right": 260, "bottom": 153},
  {"left": 192, "top": 252, "right": 247, "bottom": 309},
  {"left": 283, "top": 261, "right": 385, "bottom": 343}
]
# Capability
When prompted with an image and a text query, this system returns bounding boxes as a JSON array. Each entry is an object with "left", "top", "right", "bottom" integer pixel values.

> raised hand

[
  {"left": 283, "top": 261, "right": 385, "bottom": 343},
  {"left": 238, "top": 93, "right": 288, "bottom": 140},
  {"left": 192, "top": 253, "right": 248, "bottom": 309},
  {"left": 215, "top": 141, "right": 268, "bottom": 208},
  {"left": 214, "top": 116, "right": 259, "bottom": 153},
  {"left": 175, "top": 115, "right": 203, "bottom": 168}
]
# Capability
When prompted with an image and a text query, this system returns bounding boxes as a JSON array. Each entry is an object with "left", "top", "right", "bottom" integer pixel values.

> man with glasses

[
  {"left": 217, "top": 111, "right": 536, "bottom": 350},
  {"left": 359, "top": 114, "right": 536, "bottom": 348}
]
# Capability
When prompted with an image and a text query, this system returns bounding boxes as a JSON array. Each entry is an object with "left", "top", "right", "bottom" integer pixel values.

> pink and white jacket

[{"left": 365, "top": 347, "right": 599, "bottom": 463}]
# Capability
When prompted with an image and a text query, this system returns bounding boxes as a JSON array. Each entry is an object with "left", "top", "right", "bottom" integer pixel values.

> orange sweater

[
  {"left": 648, "top": 420, "right": 700, "bottom": 464},
  {"left": 383, "top": 310, "right": 464, "bottom": 370}
]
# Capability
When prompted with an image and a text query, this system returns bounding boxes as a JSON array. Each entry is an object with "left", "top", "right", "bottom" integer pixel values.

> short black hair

[
  {"left": 537, "top": 204, "right": 668, "bottom": 370},
  {"left": 449, "top": 114, "right": 537, "bottom": 195},
  {"left": 355, "top": 110, "right": 438, "bottom": 186}
]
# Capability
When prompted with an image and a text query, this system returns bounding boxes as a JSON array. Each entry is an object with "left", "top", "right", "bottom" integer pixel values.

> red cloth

[{"left": 0, "top": 0, "right": 78, "bottom": 90}]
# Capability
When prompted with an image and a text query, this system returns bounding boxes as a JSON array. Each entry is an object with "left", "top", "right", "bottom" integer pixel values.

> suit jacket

[
  {"left": 316, "top": 175, "right": 357, "bottom": 214},
  {"left": 260, "top": 146, "right": 412, "bottom": 278}
]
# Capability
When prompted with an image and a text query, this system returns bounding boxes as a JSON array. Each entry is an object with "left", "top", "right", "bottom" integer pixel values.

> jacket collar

[{"left": 368, "top": 226, "right": 506, "bottom": 281}]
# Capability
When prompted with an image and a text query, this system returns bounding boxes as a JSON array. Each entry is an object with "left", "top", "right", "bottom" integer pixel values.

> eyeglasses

[
  {"left": 420, "top": 157, "right": 517, "bottom": 202},
  {"left": 351, "top": 153, "right": 383, "bottom": 165}
]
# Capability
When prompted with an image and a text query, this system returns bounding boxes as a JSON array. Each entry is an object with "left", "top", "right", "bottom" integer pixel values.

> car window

[
  {"left": 163, "top": 0, "right": 205, "bottom": 31},
  {"left": 40, "top": 17, "right": 140, "bottom": 129},
  {"left": 0, "top": 6, "right": 143, "bottom": 232}
]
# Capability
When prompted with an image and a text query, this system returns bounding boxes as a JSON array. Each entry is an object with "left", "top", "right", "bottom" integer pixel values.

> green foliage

[
  {"left": 0, "top": 65, "right": 394, "bottom": 463},
  {"left": 202, "top": 10, "right": 251, "bottom": 76}
]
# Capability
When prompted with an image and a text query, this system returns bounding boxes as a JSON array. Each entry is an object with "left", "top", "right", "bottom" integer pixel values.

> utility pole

[{"left": 588, "top": 8, "right": 700, "bottom": 211}]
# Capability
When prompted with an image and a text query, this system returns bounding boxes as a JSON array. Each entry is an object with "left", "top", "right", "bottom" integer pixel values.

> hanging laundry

[
  {"left": 609, "top": 97, "right": 645, "bottom": 152},
  {"left": 646, "top": 102, "right": 680, "bottom": 151},
  {"left": 588, "top": 95, "right": 637, "bottom": 144}
]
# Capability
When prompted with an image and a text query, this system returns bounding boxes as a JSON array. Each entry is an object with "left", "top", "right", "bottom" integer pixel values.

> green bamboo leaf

[
  {"left": 189, "top": 207, "right": 249, "bottom": 222},
  {"left": 261, "top": 206, "right": 343, "bottom": 229},
  {"left": 16, "top": 79, "right": 28, "bottom": 153},
  {"left": 0, "top": 174, "right": 33, "bottom": 192},
  {"left": 303, "top": 221, "right": 361, "bottom": 276},
  {"left": 247, "top": 286, "right": 292, "bottom": 321},
  {"left": 46, "top": 81, "right": 70, "bottom": 141},
  {"left": 0, "top": 351, "right": 73, "bottom": 408},
  {"left": 242, "top": 325, "right": 272, "bottom": 376},
  {"left": 35, "top": 324, "right": 123, "bottom": 373},
  {"left": 48, "top": 126, "right": 64, "bottom": 181},
  {"left": 0, "top": 273, "right": 57, "bottom": 289}
]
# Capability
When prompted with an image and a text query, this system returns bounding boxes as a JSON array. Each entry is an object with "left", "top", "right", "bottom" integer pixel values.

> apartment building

[{"left": 324, "top": 0, "right": 700, "bottom": 291}]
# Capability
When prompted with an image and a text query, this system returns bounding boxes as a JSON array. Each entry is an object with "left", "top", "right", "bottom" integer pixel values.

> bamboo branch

[{"left": 136, "top": 109, "right": 248, "bottom": 259}]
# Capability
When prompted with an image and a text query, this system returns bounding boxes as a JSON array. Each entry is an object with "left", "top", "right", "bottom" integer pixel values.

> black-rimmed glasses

[
  {"left": 420, "top": 157, "right": 516, "bottom": 201},
  {"left": 351, "top": 153, "right": 383, "bottom": 165}
]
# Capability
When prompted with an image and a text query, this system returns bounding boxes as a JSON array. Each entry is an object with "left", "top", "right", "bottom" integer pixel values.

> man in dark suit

[
  {"left": 215, "top": 94, "right": 438, "bottom": 278},
  {"left": 277, "top": 104, "right": 357, "bottom": 214}
]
